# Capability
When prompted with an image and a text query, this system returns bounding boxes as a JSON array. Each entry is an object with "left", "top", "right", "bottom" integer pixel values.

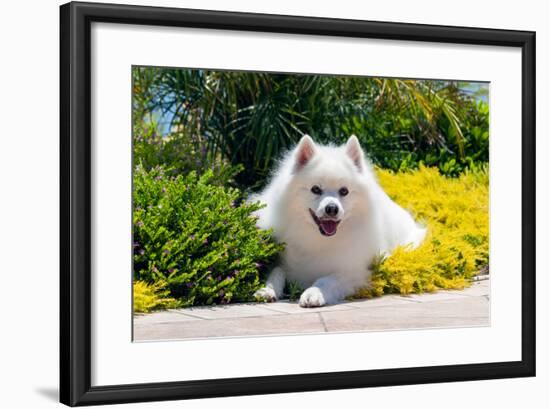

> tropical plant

[{"left": 133, "top": 67, "right": 487, "bottom": 188}]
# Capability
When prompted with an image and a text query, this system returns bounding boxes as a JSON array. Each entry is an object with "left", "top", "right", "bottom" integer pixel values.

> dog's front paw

[
  {"left": 254, "top": 287, "right": 278, "bottom": 302},
  {"left": 299, "top": 287, "right": 326, "bottom": 308}
]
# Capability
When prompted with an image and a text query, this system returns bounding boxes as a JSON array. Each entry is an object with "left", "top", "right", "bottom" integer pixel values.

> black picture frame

[{"left": 60, "top": 1, "right": 536, "bottom": 406}]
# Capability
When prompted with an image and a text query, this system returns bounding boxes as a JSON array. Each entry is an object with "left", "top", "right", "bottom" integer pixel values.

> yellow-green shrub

[
  {"left": 355, "top": 165, "right": 488, "bottom": 298},
  {"left": 133, "top": 280, "right": 181, "bottom": 313}
]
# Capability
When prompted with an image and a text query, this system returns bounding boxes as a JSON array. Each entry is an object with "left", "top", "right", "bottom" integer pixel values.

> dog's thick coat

[{"left": 251, "top": 135, "right": 426, "bottom": 307}]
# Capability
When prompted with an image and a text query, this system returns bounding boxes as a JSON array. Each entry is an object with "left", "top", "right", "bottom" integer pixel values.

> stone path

[{"left": 133, "top": 278, "right": 490, "bottom": 341}]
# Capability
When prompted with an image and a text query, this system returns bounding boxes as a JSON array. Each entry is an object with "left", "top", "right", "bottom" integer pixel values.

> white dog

[{"left": 251, "top": 135, "right": 426, "bottom": 307}]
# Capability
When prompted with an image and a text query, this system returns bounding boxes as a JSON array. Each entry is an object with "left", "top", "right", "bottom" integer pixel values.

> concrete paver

[
  {"left": 134, "top": 312, "right": 326, "bottom": 341},
  {"left": 258, "top": 300, "right": 357, "bottom": 314},
  {"left": 321, "top": 297, "right": 489, "bottom": 332},
  {"left": 174, "top": 303, "right": 282, "bottom": 320},
  {"left": 133, "top": 279, "right": 490, "bottom": 341}
]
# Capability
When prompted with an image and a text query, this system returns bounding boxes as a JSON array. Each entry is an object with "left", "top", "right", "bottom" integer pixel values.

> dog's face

[{"left": 289, "top": 135, "right": 368, "bottom": 237}]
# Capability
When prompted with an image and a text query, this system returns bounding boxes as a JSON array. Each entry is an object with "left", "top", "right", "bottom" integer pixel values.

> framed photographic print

[{"left": 60, "top": 1, "right": 536, "bottom": 406}]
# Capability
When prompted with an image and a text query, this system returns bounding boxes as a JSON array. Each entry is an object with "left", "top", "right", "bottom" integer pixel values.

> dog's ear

[
  {"left": 294, "top": 134, "right": 316, "bottom": 171},
  {"left": 345, "top": 135, "right": 365, "bottom": 171}
]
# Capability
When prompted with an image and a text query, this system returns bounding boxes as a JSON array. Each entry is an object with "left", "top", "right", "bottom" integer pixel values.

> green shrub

[{"left": 133, "top": 165, "right": 284, "bottom": 308}]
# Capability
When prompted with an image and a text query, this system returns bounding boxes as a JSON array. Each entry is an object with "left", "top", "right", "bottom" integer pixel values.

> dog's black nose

[{"left": 325, "top": 203, "right": 338, "bottom": 217}]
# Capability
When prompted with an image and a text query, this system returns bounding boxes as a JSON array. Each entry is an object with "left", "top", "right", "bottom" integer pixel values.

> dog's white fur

[{"left": 250, "top": 135, "right": 426, "bottom": 307}]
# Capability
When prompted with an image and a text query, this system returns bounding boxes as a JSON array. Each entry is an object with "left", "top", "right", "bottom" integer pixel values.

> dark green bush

[
  {"left": 133, "top": 67, "right": 489, "bottom": 187},
  {"left": 133, "top": 120, "right": 239, "bottom": 186},
  {"left": 133, "top": 165, "right": 284, "bottom": 306},
  {"left": 347, "top": 99, "right": 489, "bottom": 177}
]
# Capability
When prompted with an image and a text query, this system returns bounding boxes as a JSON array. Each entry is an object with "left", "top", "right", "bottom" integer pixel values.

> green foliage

[
  {"left": 133, "top": 117, "right": 240, "bottom": 186},
  {"left": 353, "top": 166, "right": 489, "bottom": 298},
  {"left": 133, "top": 165, "right": 284, "bottom": 308},
  {"left": 133, "top": 67, "right": 489, "bottom": 188},
  {"left": 285, "top": 281, "right": 305, "bottom": 302},
  {"left": 344, "top": 87, "right": 489, "bottom": 177}
]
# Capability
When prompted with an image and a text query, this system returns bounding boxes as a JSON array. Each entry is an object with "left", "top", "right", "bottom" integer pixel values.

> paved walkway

[{"left": 134, "top": 279, "right": 490, "bottom": 341}]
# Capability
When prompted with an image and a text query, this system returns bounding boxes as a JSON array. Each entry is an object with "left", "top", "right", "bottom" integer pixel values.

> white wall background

[{"left": 0, "top": 0, "right": 546, "bottom": 408}]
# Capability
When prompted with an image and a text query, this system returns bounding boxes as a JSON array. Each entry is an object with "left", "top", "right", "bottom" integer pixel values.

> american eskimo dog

[{"left": 250, "top": 135, "right": 426, "bottom": 307}]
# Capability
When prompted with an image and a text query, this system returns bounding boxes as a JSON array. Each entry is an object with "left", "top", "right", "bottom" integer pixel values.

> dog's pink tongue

[{"left": 320, "top": 220, "right": 338, "bottom": 236}]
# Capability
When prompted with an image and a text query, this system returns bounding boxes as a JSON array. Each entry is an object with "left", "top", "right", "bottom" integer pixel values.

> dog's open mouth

[{"left": 309, "top": 208, "right": 340, "bottom": 237}]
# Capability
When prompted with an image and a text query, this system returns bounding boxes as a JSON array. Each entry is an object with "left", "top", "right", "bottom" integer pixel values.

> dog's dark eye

[
  {"left": 311, "top": 185, "right": 323, "bottom": 195},
  {"left": 339, "top": 187, "right": 349, "bottom": 196}
]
